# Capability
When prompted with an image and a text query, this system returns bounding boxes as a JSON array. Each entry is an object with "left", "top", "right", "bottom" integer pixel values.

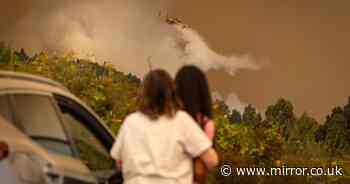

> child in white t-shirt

[{"left": 175, "top": 65, "right": 217, "bottom": 184}]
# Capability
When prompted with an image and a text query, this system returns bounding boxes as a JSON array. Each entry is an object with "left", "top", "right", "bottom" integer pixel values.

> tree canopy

[{"left": 1, "top": 45, "right": 349, "bottom": 183}]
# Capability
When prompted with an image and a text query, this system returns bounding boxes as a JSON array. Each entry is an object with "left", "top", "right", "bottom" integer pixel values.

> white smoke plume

[
  {"left": 172, "top": 25, "right": 259, "bottom": 75},
  {"left": 212, "top": 91, "right": 247, "bottom": 113},
  {"left": 0, "top": 0, "right": 260, "bottom": 77}
]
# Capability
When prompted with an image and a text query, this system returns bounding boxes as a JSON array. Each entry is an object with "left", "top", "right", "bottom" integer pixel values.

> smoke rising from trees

[{"left": 0, "top": 0, "right": 259, "bottom": 77}]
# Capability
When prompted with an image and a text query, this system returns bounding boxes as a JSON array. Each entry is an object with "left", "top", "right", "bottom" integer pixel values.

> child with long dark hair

[
  {"left": 110, "top": 69, "right": 218, "bottom": 184},
  {"left": 175, "top": 65, "right": 216, "bottom": 184}
]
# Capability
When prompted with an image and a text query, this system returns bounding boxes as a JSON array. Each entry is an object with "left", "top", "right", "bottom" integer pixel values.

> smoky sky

[
  {"left": 0, "top": 0, "right": 259, "bottom": 75},
  {"left": 1, "top": 1, "right": 349, "bottom": 121},
  {"left": 174, "top": 0, "right": 350, "bottom": 121}
]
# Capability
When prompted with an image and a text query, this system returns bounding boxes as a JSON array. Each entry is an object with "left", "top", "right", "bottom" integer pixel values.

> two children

[{"left": 110, "top": 66, "right": 218, "bottom": 184}]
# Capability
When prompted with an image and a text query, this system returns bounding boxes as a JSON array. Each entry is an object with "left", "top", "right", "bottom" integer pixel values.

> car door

[
  {"left": 54, "top": 95, "right": 123, "bottom": 184},
  {"left": 0, "top": 94, "right": 13, "bottom": 123},
  {"left": 0, "top": 94, "right": 20, "bottom": 184}
]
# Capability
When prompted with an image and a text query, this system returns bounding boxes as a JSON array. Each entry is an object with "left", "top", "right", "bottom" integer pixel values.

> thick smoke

[
  {"left": 0, "top": 0, "right": 259, "bottom": 77},
  {"left": 213, "top": 92, "right": 247, "bottom": 113}
]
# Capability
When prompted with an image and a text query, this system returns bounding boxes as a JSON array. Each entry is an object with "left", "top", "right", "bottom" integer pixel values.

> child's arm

[
  {"left": 194, "top": 118, "right": 216, "bottom": 183},
  {"left": 117, "top": 160, "right": 122, "bottom": 170},
  {"left": 204, "top": 119, "right": 215, "bottom": 140}
]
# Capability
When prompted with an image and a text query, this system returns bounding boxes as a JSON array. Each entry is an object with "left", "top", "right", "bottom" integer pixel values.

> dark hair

[
  {"left": 175, "top": 65, "right": 213, "bottom": 120},
  {"left": 139, "top": 69, "right": 181, "bottom": 120}
]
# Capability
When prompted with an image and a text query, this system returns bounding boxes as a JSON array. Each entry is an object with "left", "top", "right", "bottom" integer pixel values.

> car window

[
  {"left": 57, "top": 102, "right": 115, "bottom": 171},
  {"left": 12, "top": 94, "right": 73, "bottom": 156},
  {"left": 0, "top": 95, "right": 11, "bottom": 122}
]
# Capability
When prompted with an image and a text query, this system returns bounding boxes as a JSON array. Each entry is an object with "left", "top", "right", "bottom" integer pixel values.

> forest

[{"left": 0, "top": 44, "right": 349, "bottom": 183}]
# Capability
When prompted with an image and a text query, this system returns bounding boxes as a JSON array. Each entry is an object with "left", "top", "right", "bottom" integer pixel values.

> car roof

[{"left": 0, "top": 70, "right": 69, "bottom": 93}]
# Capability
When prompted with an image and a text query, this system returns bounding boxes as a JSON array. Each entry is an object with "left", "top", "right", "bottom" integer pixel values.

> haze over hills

[
  {"left": 173, "top": 0, "right": 350, "bottom": 121},
  {"left": 1, "top": 0, "right": 350, "bottom": 121},
  {"left": 1, "top": 44, "right": 349, "bottom": 183}
]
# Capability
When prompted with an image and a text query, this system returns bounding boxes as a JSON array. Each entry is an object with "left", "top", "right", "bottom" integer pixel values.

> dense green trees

[
  {"left": 1, "top": 45, "right": 349, "bottom": 183},
  {"left": 228, "top": 109, "right": 242, "bottom": 123},
  {"left": 290, "top": 113, "right": 318, "bottom": 145},
  {"left": 242, "top": 104, "right": 262, "bottom": 127},
  {"left": 0, "top": 45, "right": 140, "bottom": 133},
  {"left": 265, "top": 99, "right": 295, "bottom": 139},
  {"left": 316, "top": 101, "right": 350, "bottom": 154}
]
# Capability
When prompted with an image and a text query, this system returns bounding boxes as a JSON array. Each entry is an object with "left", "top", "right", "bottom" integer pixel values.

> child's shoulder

[
  {"left": 176, "top": 110, "right": 194, "bottom": 120},
  {"left": 128, "top": 111, "right": 152, "bottom": 119},
  {"left": 122, "top": 111, "right": 147, "bottom": 126}
]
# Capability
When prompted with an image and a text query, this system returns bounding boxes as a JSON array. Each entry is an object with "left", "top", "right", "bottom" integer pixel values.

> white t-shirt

[{"left": 110, "top": 110, "right": 212, "bottom": 184}]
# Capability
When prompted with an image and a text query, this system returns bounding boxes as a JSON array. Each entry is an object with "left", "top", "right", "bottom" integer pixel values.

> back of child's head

[
  {"left": 139, "top": 69, "right": 181, "bottom": 120},
  {"left": 175, "top": 65, "right": 213, "bottom": 120}
]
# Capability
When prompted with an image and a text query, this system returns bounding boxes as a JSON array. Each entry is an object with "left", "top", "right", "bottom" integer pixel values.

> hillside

[
  {"left": 1, "top": 44, "right": 349, "bottom": 183},
  {"left": 0, "top": 44, "right": 140, "bottom": 133}
]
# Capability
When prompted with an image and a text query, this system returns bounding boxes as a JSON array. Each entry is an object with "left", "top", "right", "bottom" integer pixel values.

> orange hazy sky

[
  {"left": 0, "top": 0, "right": 349, "bottom": 121},
  {"left": 173, "top": 0, "right": 350, "bottom": 120}
]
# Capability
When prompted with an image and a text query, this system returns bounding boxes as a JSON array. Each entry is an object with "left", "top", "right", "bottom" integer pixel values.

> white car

[{"left": 0, "top": 71, "right": 122, "bottom": 184}]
